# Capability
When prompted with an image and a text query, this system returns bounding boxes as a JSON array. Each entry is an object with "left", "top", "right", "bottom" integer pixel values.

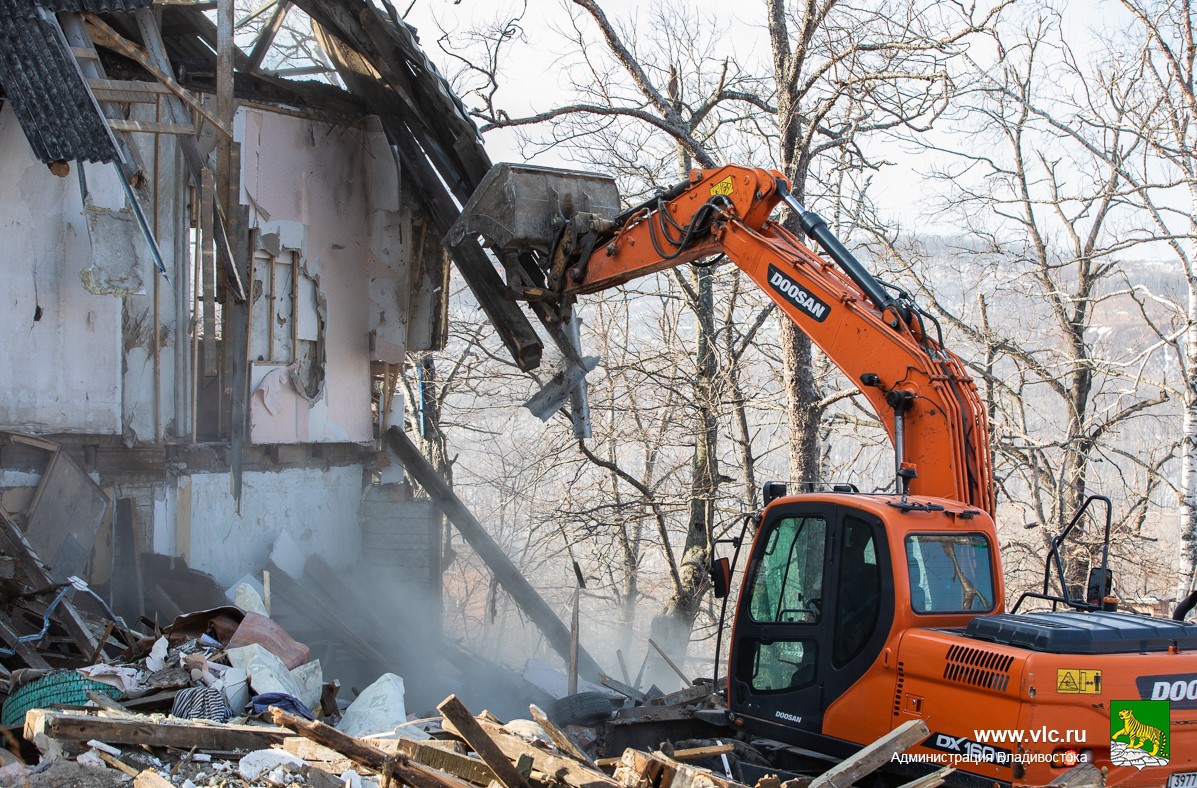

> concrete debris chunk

[
  {"left": 291, "top": 659, "right": 324, "bottom": 712},
  {"left": 229, "top": 578, "right": 269, "bottom": 615},
  {"left": 237, "top": 748, "right": 305, "bottom": 781},
  {"left": 76, "top": 750, "right": 107, "bottom": 769}
]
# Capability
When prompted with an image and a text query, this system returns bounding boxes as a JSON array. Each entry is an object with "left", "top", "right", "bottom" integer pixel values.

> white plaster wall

[
  {"left": 150, "top": 483, "right": 178, "bottom": 557},
  {"left": 239, "top": 109, "right": 379, "bottom": 444},
  {"left": 0, "top": 104, "right": 122, "bottom": 433},
  {"left": 182, "top": 465, "right": 363, "bottom": 587}
]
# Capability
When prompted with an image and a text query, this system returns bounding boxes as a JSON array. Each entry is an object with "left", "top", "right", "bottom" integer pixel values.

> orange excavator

[{"left": 450, "top": 163, "right": 1197, "bottom": 787}]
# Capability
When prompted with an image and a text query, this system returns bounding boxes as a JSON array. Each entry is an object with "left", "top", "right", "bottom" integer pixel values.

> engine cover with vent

[{"left": 962, "top": 610, "right": 1197, "bottom": 654}]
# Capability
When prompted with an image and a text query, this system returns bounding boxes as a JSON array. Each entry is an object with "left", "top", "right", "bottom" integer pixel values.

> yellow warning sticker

[
  {"left": 709, "top": 176, "right": 734, "bottom": 197},
  {"left": 1056, "top": 669, "right": 1102, "bottom": 694}
]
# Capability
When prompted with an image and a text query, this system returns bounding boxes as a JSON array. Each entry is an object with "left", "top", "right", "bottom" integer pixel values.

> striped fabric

[{"left": 171, "top": 686, "right": 232, "bottom": 723}]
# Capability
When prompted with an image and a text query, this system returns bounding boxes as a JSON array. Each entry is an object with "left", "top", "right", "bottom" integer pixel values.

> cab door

[{"left": 728, "top": 501, "right": 894, "bottom": 741}]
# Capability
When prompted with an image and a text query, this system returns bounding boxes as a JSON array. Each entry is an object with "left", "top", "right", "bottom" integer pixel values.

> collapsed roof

[{"left": 0, "top": 0, "right": 556, "bottom": 373}]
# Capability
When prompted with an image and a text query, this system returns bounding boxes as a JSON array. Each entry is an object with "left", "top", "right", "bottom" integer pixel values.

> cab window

[
  {"left": 906, "top": 533, "right": 995, "bottom": 613},
  {"left": 739, "top": 639, "right": 818, "bottom": 693},
  {"left": 748, "top": 516, "right": 826, "bottom": 624},
  {"left": 833, "top": 518, "right": 880, "bottom": 666}
]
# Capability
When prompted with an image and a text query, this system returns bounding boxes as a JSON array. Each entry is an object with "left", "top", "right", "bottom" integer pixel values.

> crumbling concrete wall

[
  {"left": 174, "top": 464, "right": 364, "bottom": 587},
  {"left": 0, "top": 102, "right": 189, "bottom": 442},
  {"left": 1, "top": 98, "right": 440, "bottom": 607},
  {"left": 240, "top": 109, "right": 411, "bottom": 445}
]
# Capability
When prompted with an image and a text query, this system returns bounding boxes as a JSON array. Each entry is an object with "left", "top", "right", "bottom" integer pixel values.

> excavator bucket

[{"left": 446, "top": 163, "right": 620, "bottom": 254}]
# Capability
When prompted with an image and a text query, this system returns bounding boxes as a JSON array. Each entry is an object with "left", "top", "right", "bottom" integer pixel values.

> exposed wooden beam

[
  {"left": 83, "top": 14, "right": 230, "bottom": 138},
  {"left": 25, "top": 709, "right": 290, "bottom": 751},
  {"left": 269, "top": 707, "right": 468, "bottom": 788},
  {"left": 107, "top": 119, "right": 196, "bottom": 134},
  {"left": 246, "top": 0, "right": 290, "bottom": 72},
  {"left": 437, "top": 696, "right": 531, "bottom": 788}
]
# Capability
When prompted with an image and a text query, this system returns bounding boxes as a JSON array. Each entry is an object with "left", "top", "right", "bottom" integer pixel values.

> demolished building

[{"left": 0, "top": 0, "right": 584, "bottom": 708}]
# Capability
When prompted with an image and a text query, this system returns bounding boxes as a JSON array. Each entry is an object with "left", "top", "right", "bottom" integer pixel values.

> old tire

[{"left": 547, "top": 691, "right": 614, "bottom": 726}]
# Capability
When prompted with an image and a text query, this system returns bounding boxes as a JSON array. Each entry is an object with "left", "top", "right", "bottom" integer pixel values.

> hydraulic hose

[{"left": 776, "top": 183, "right": 903, "bottom": 322}]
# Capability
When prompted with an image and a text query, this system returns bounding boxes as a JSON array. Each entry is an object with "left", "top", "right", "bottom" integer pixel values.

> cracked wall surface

[{"left": 0, "top": 104, "right": 123, "bottom": 433}]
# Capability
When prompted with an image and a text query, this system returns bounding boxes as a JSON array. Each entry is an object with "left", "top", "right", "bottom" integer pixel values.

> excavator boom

[{"left": 452, "top": 163, "right": 993, "bottom": 512}]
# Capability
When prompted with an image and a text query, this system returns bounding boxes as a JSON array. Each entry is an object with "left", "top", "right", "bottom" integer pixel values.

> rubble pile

[{"left": 0, "top": 520, "right": 1108, "bottom": 786}]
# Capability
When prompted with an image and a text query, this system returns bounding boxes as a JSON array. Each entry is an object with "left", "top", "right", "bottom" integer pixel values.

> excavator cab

[
  {"left": 724, "top": 490, "right": 1000, "bottom": 752},
  {"left": 727, "top": 496, "right": 896, "bottom": 735}
]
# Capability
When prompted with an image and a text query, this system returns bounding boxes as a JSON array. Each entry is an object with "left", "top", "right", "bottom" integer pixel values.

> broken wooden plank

[
  {"left": 25, "top": 709, "right": 290, "bottom": 751},
  {"left": 120, "top": 689, "right": 180, "bottom": 712},
  {"left": 88, "top": 78, "right": 171, "bottom": 94},
  {"left": 0, "top": 508, "right": 100, "bottom": 656},
  {"left": 94, "top": 748, "right": 140, "bottom": 777},
  {"left": 86, "top": 691, "right": 133, "bottom": 716},
  {"left": 386, "top": 737, "right": 497, "bottom": 786},
  {"left": 246, "top": 0, "right": 290, "bottom": 71},
  {"left": 438, "top": 695, "right": 531, "bottom": 788},
  {"left": 634, "top": 749, "right": 745, "bottom": 788},
  {"left": 808, "top": 719, "right": 930, "bottom": 788},
  {"left": 107, "top": 119, "right": 197, "bottom": 135},
  {"left": 83, "top": 13, "right": 230, "bottom": 137},
  {"left": 270, "top": 707, "right": 467, "bottom": 788},
  {"left": 600, "top": 673, "right": 646, "bottom": 703},
  {"left": 597, "top": 744, "right": 734, "bottom": 769},
  {"left": 466, "top": 714, "right": 619, "bottom": 788},
  {"left": 0, "top": 614, "right": 51, "bottom": 669},
  {"left": 648, "top": 684, "right": 713, "bottom": 708},
  {"left": 665, "top": 744, "right": 735, "bottom": 763},
  {"left": 388, "top": 429, "right": 600, "bottom": 679},
  {"left": 134, "top": 769, "right": 174, "bottom": 787},
  {"left": 200, "top": 166, "right": 217, "bottom": 378},
  {"left": 648, "top": 639, "right": 691, "bottom": 687},
  {"left": 612, "top": 749, "right": 674, "bottom": 788},
  {"left": 283, "top": 737, "right": 355, "bottom": 773},
  {"left": 529, "top": 704, "right": 594, "bottom": 767}
]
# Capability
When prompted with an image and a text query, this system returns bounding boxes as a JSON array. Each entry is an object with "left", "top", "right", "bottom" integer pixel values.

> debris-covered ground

[
  {"left": 0, "top": 547, "right": 1107, "bottom": 788},
  {"left": 0, "top": 435, "right": 1108, "bottom": 788}
]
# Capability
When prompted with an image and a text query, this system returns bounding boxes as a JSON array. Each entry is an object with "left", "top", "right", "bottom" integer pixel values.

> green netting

[{"left": 1, "top": 671, "right": 123, "bottom": 726}]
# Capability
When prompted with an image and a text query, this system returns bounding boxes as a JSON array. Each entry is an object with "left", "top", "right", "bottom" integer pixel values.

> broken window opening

[
  {"left": 370, "top": 362, "right": 405, "bottom": 439},
  {"left": 187, "top": 183, "right": 237, "bottom": 442},
  {"left": 250, "top": 247, "right": 324, "bottom": 402}
]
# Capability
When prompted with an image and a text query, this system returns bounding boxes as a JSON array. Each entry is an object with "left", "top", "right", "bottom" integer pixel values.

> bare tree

[
  {"left": 420, "top": 0, "right": 1010, "bottom": 678},
  {"left": 1111, "top": 0, "right": 1197, "bottom": 602},
  {"left": 871, "top": 9, "right": 1174, "bottom": 601},
  {"left": 763, "top": 0, "right": 1008, "bottom": 482}
]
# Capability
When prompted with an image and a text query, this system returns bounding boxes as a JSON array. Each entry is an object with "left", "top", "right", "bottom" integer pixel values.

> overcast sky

[{"left": 400, "top": 0, "right": 1132, "bottom": 229}]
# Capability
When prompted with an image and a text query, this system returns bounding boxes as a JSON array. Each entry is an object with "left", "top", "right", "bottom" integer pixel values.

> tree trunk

[
  {"left": 647, "top": 259, "right": 719, "bottom": 687},
  {"left": 1180, "top": 266, "right": 1197, "bottom": 602},
  {"left": 781, "top": 323, "right": 822, "bottom": 485}
]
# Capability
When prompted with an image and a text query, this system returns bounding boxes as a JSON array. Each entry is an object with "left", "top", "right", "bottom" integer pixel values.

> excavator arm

[{"left": 450, "top": 163, "right": 994, "bottom": 514}]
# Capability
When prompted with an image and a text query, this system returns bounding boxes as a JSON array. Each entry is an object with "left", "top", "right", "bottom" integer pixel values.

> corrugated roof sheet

[
  {"left": 0, "top": 0, "right": 119, "bottom": 163},
  {"left": 37, "top": 0, "right": 151, "bottom": 11}
]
